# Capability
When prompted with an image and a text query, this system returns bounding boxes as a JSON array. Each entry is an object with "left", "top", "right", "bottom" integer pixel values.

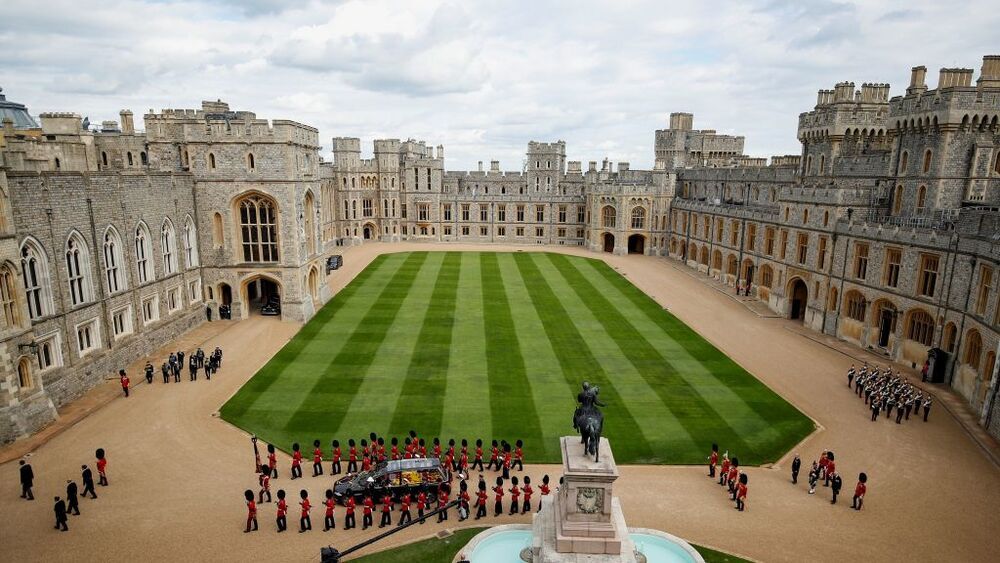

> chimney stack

[
  {"left": 938, "top": 68, "right": 973, "bottom": 89},
  {"left": 490, "top": 160, "right": 500, "bottom": 172},
  {"left": 119, "top": 110, "right": 134, "bottom": 134},
  {"left": 907, "top": 66, "right": 927, "bottom": 95},
  {"left": 977, "top": 55, "right": 1000, "bottom": 90},
  {"left": 477, "top": 161, "right": 483, "bottom": 172}
]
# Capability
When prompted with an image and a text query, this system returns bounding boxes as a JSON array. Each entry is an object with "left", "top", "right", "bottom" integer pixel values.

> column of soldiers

[
  {"left": 16, "top": 448, "right": 111, "bottom": 532},
  {"left": 707, "top": 443, "right": 748, "bottom": 511},
  {"left": 244, "top": 430, "right": 553, "bottom": 534},
  {"left": 134, "top": 346, "right": 224, "bottom": 390},
  {"left": 846, "top": 364, "right": 933, "bottom": 424}
]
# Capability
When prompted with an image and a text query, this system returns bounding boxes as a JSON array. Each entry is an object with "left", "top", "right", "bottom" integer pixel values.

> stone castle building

[{"left": 1, "top": 54, "right": 998, "bottom": 445}]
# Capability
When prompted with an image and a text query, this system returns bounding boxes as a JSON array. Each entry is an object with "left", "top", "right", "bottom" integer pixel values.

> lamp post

[{"left": 251, "top": 435, "right": 261, "bottom": 474}]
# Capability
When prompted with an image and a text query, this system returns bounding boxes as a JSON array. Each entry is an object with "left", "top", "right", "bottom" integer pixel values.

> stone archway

[
  {"left": 627, "top": 234, "right": 645, "bottom": 255},
  {"left": 602, "top": 233, "right": 615, "bottom": 253},
  {"left": 362, "top": 223, "right": 375, "bottom": 240},
  {"left": 241, "top": 274, "right": 282, "bottom": 319},
  {"left": 788, "top": 278, "right": 808, "bottom": 321},
  {"left": 219, "top": 283, "right": 232, "bottom": 306}
]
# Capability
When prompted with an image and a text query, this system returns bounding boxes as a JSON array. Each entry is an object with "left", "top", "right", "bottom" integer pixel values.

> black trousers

[
  {"left": 363, "top": 513, "right": 372, "bottom": 529},
  {"left": 509, "top": 498, "right": 519, "bottom": 514},
  {"left": 55, "top": 517, "right": 68, "bottom": 531},
  {"left": 471, "top": 458, "right": 484, "bottom": 471},
  {"left": 494, "top": 500, "right": 502, "bottom": 516},
  {"left": 269, "top": 465, "right": 277, "bottom": 479},
  {"left": 502, "top": 466, "right": 510, "bottom": 480},
  {"left": 399, "top": 509, "right": 411, "bottom": 526},
  {"left": 313, "top": 462, "right": 323, "bottom": 476},
  {"left": 792, "top": 470, "right": 799, "bottom": 484},
  {"left": 300, "top": 515, "right": 311, "bottom": 531},
  {"left": 831, "top": 490, "right": 839, "bottom": 504},
  {"left": 67, "top": 497, "right": 80, "bottom": 515},
  {"left": 924, "top": 407, "right": 930, "bottom": 422},
  {"left": 512, "top": 459, "right": 523, "bottom": 471},
  {"left": 259, "top": 489, "right": 271, "bottom": 503},
  {"left": 82, "top": 482, "right": 96, "bottom": 498},
  {"left": 380, "top": 511, "right": 391, "bottom": 527},
  {"left": 438, "top": 505, "right": 448, "bottom": 522},
  {"left": 324, "top": 515, "right": 335, "bottom": 530},
  {"left": 344, "top": 513, "right": 355, "bottom": 529},
  {"left": 736, "top": 498, "right": 744, "bottom": 511},
  {"left": 123, "top": 387, "right": 129, "bottom": 397},
  {"left": 487, "top": 458, "right": 498, "bottom": 471},
  {"left": 476, "top": 503, "right": 487, "bottom": 519},
  {"left": 522, "top": 499, "right": 531, "bottom": 513},
  {"left": 245, "top": 516, "right": 258, "bottom": 532},
  {"left": 852, "top": 495, "right": 863, "bottom": 510},
  {"left": 21, "top": 484, "right": 33, "bottom": 500},
  {"left": 418, "top": 507, "right": 425, "bottom": 523},
  {"left": 277, "top": 515, "right": 286, "bottom": 532},
  {"left": 146, "top": 374, "right": 153, "bottom": 384},
  {"left": 190, "top": 370, "right": 197, "bottom": 381},
  {"left": 709, "top": 464, "right": 716, "bottom": 477},
  {"left": 332, "top": 460, "right": 341, "bottom": 474},
  {"left": 347, "top": 461, "right": 357, "bottom": 473},
  {"left": 174, "top": 372, "right": 180, "bottom": 383},
  {"left": 163, "top": 373, "right": 169, "bottom": 383},
  {"left": 99, "top": 473, "right": 108, "bottom": 486},
  {"left": 291, "top": 464, "right": 302, "bottom": 479}
]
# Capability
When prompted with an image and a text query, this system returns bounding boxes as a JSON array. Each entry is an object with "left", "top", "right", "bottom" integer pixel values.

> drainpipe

[
  {"left": 947, "top": 255, "right": 977, "bottom": 386},
  {"left": 832, "top": 212, "right": 852, "bottom": 336},
  {"left": 935, "top": 231, "right": 961, "bottom": 350},
  {"left": 85, "top": 197, "right": 111, "bottom": 350}
]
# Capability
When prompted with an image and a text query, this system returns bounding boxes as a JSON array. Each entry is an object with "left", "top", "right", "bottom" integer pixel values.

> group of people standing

[
  {"left": 708, "top": 444, "right": 749, "bottom": 511},
  {"left": 846, "top": 364, "right": 932, "bottom": 424},
  {"left": 17, "top": 448, "right": 110, "bottom": 532},
  {"left": 244, "top": 430, "right": 550, "bottom": 534},
  {"left": 790, "top": 451, "right": 867, "bottom": 511},
  {"left": 120, "top": 346, "right": 224, "bottom": 396}
]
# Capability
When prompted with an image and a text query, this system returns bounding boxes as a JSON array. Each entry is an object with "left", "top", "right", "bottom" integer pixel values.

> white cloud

[{"left": 0, "top": 0, "right": 997, "bottom": 170}]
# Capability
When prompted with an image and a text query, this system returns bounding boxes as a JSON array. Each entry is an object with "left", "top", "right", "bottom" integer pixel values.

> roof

[
  {"left": 384, "top": 458, "right": 440, "bottom": 472},
  {"left": 0, "top": 88, "right": 40, "bottom": 129}
]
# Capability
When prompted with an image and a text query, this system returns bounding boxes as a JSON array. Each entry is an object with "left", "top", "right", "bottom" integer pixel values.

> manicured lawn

[
  {"left": 347, "top": 527, "right": 751, "bottom": 563},
  {"left": 221, "top": 251, "right": 812, "bottom": 465}
]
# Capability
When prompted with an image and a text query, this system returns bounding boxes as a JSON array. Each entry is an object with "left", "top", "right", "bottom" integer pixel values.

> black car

[
  {"left": 332, "top": 458, "right": 451, "bottom": 504},
  {"left": 260, "top": 295, "right": 281, "bottom": 316},
  {"left": 326, "top": 254, "right": 343, "bottom": 273}
]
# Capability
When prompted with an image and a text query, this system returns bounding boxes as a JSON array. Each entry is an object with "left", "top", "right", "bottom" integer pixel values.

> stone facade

[{"left": 1, "top": 54, "right": 998, "bottom": 446}]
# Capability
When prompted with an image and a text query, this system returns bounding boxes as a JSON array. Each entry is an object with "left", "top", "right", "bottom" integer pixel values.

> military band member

[
  {"left": 276, "top": 489, "right": 287, "bottom": 532},
  {"left": 331, "top": 440, "right": 342, "bottom": 475},
  {"left": 243, "top": 490, "right": 258, "bottom": 533},
  {"left": 870, "top": 399, "right": 880, "bottom": 422},
  {"left": 299, "top": 489, "right": 312, "bottom": 532},
  {"left": 708, "top": 443, "right": 719, "bottom": 478},
  {"left": 398, "top": 492, "right": 412, "bottom": 526},
  {"left": 418, "top": 438, "right": 427, "bottom": 458},
  {"left": 437, "top": 484, "right": 451, "bottom": 523},
  {"left": 728, "top": 458, "right": 740, "bottom": 500},
  {"left": 360, "top": 438, "right": 370, "bottom": 463},
  {"left": 312, "top": 439, "right": 324, "bottom": 477},
  {"left": 377, "top": 437, "right": 387, "bottom": 463},
  {"left": 432, "top": 437, "right": 442, "bottom": 460},
  {"left": 291, "top": 443, "right": 303, "bottom": 479},
  {"left": 379, "top": 493, "right": 393, "bottom": 528},
  {"left": 259, "top": 464, "right": 272, "bottom": 503},
  {"left": 361, "top": 453, "right": 372, "bottom": 472},
  {"left": 851, "top": 473, "right": 867, "bottom": 510},
  {"left": 501, "top": 442, "right": 512, "bottom": 481},
  {"left": 390, "top": 437, "right": 400, "bottom": 461},
  {"left": 719, "top": 454, "right": 730, "bottom": 487},
  {"left": 493, "top": 477, "right": 505, "bottom": 517},
  {"left": 267, "top": 444, "right": 278, "bottom": 479},
  {"left": 347, "top": 439, "right": 358, "bottom": 473},
  {"left": 847, "top": 364, "right": 855, "bottom": 388},
  {"left": 459, "top": 480, "right": 471, "bottom": 521},
  {"left": 824, "top": 452, "right": 835, "bottom": 487},
  {"left": 539, "top": 474, "right": 551, "bottom": 512},
  {"left": 488, "top": 440, "right": 500, "bottom": 471},
  {"left": 735, "top": 474, "right": 748, "bottom": 512},
  {"left": 344, "top": 496, "right": 356, "bottom": 530},
  {"left": 923, "top": 397, "right": 932, "bottom": 422},
  {"left": 808, "top": 460, "right": 819, "bottom": 494}
]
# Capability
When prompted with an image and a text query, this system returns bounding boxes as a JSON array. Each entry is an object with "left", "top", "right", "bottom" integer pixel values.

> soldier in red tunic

[
  {"left": 719, "top": 454, "right": 731, "bottom": 487},
  {"left": 244, "top": 490, "right": 258, "bottom": 532},
  {"left": 521, "top": 476, "right": 533, "bottom": 513},
  {"left": 513, "top": 440, "right": 524, "bottom": 472},
  {"left": 708, "top": 443, "right": 719, "bottom": 478},
  {"left": 312, "top": 439, "right": 324, "bottom": 477},
  {"left": 475, "top": 479, "right": 488, "bottom": 520},
  {"left": 379, "top": 493, "right": 393, "bottom": 528},
  {"left": 361, "top": 455, "right": 372, "bottom": 472},
  {"left": 119, "top": 370, "right": 130, "bottom": 398},
  {"left": 539, "top": 474, "right": 551, "bottom": 512},
  {"left": 376, "top": 437, "right": 387, "bottom": 463},
  {"left": 488, "top": 440, "right": 500, "bottom": 471},
  {"left": 472, "top": 439, "right": 485, "bottom": 471},
  {"left": 492, "top": 476, "right": 505, "bottom": 517},
  {"left": 347, "top": 439, "right": 358, "bottom": 473},
  {"left": 323, "top": 489, "right": 336, "bottom": 531},
  {"left": 390, "top": 437, "right": 400, "bottom": 461},
  {"left": 824, "top": 451, "right": 836, "bottom": 487},
  {"left": 96, "top": 448, "right": 108, "bottom": 486},
  {"left": 344, "top": 495, "right": 356, "bottom": 530},
  {"left": 258, "top": 464, "right": 272, "bottom": 503},
  {"left": 501, "top": 443, "right": 512, "bottom": 481},
  {"left": 330, "top": 440, "right": 342, "bottom": 475},
  {"left": 458, "top": 480, "right": 470, "bottom": 521},
  {"left": 362, "top": 494, "right": 374, "bottom": 529},
  {"left": 275, "top": 489, "right": 287, "bottom": 532},
  {"left": 360, "top": 439, "right": 370, "bottom": 464},
  {"left": 851, "top": 473, "right": 867, "bottom": 511},
  {"left": 298, "top": 489, "right": 312, "bottom": 533},
  {"left": 267, "top": 444, "right": 278, "bottom": 479},
  {"left": 735, "top": 474, "right": 748, "bottom": 512},
  {"left": 398, "top": 492, "right": 412, "bottom": 526},
  {"left": 508, "top": 476, "right": 520, "bottom": 515},
  {"left": 437, "top": 484, "right": 450, "bottom": 522},
  {"left": 417, "top": 491, "right": 428, "bottom": 523},
  {"left": 418, "top": 438, "right": 427, "bottom": 458},
  {"left": 728, "top": 458, "right": 740, "bottom": 499},
  {"left": 291, "top": 443, "right": 303, "bottom": 479}
]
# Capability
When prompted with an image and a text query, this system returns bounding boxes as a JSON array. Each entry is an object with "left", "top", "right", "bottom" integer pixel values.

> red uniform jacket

[
  {"left": 363, "top": 498, "right": 373, "bottom": 515},
  {"left": 490, "top": 447, "right": 499, "bottom": 461},
  {"left": 300, "top": 498, "right": 310, "bottom": 518},
  {"left": 476, "top": 490, "right": 488, "bottom": 506},
  {"left": 475, "top": 447, "right": 483, "bottom": 461},
  {"left": 709, "top": 451, "right": 719, "bottom": 466},
  {"left": 503, "top": 452, "right": 511, "bottom": 468},
  {"left": 433, "top": 444, "right": 442, "bottom": 458},
  {"left": 268, "top": 452, "right": 277, "bottom": 468},
  {"left": 277, "top": 498, "right": 287, "bottom": 517},
  {"left": 438, "top": 490, "right": 449, "bottom": 505},
  {"left": 540, "top": 484, "right": 550, "bottom": 496},
  {"left": 720, "top": 459, "right": 731, "bottom": 475},
  {"left": 418, "top": 446, "right": 427, "bottom": 457},
  {"left": 514, "top": 447, "right": 523, "bottom": 461},
  {"left": 382, "top": 496, "right": 392, "bottom": 512},
  {"left": 510, "top": 485, "right": 520, "bottom": 501},
  {"left": 247, "top": 499, "right": 257, "bottom": 517},
  {"left": 259, "top": 474, "right": 270, "bottom": 491},
  {"left": 121, "top": 376, "right": 129, "bottom": 389},
  {"left": 523, "top": 484, "right": 533, "bottom": 502},
  {"left": 292, "top": 451, "right": 302, "bottom": 467},
  {"left": 349, "top": 447, "right": 357, "bottom": 462},
  {"left": 313, "top": 448, "right": 323, "bottom": 463},
  {"left": 331, "top": 447, "right": 341, "bottom": 462},
  {"left": 728, "top": 466, "right": 738, "bottom": 482},
  {"left": 855, "top": 482, "right": 866, "bottom": 498},
  {"left": 417, "top": 492, "right": 427, "bottom": 510},
  {"left": 325, "top": 499, "right": 335, "bottom": 517},
  {"left": 345, "top": 497, "right": 356, "bottom": 514},
  {"left": 362, "top": 457, "right": 372, "bottom": 471},
  {"left": 460, "top": 490, "right": 470, "bottom": 504},
  {"left": 737, "top": 483, "right": 747, "bottom": 500},
  {"left": 391, "top": 446, "right": 399, "bottom": 460},
  {"left": 400, "top": 494, "right": 411, "bottom": 511},
  {"left": 493, "top": 485, "right": 504, "bottom": 501},
  {"left": 97, "top": 458, "right": 108, "bottom": 474},
  {"left": 827, "top": 461, "right": 836, "bottom": 475}
]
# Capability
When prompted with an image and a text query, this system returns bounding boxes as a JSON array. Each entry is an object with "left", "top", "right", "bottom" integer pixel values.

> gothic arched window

[{"left": 238, "top": 194, "right": 279, "bottom": 262}]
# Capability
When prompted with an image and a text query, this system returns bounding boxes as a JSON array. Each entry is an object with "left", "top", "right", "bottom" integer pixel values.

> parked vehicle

[
  {"left": 326, "top": 254, "right": 343, "bottom": 273},
  {"left": 260, "top": 295, "right": 281, "bottom": 316},
  {"left": 332, "top": 457, "right": 451, "bottom": 504}
]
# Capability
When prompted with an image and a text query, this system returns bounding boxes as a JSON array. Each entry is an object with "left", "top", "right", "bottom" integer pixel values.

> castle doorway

[
  {"left": 788, "top": 278, "right": 808, "bottom": 321},
  {"left": 627, "top": 234, "right": 645, "bottom": 254},
  {"left": 363, "top": 226, "right": 373, "bottom": 240},
  {"left": 602, "top": 233, "right": 615, "bottom": 253},
  {"left": 219, "top": 283, "right": 232, "bottom": 306}
]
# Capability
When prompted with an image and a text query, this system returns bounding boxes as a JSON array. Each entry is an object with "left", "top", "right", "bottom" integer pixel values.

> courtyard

[{"left": 221, "top": 251, "right": 813, "bottom": 465}]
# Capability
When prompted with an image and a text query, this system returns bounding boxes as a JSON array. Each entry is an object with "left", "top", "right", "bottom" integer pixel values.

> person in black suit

[
  {"left": 81, "top": 465, "right": 97, "bottom": 499},
  {"left": 66, "top": 480, "right": 80, "bottom": 515},
  {"left": 19, "top": 459, "right": 34, "bottom": 500},
  {"left": 54, "top": 497, "right": 68, "bottom": 531}
]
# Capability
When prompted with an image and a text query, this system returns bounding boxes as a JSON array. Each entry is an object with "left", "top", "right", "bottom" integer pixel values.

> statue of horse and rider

[{"left": 572, "top": 382, "right": 604, "bottom": 462}]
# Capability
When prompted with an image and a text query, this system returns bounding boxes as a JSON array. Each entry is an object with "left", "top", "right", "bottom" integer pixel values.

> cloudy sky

[{"left": 1, "top": 0, "right": 997, "bottom": 170}]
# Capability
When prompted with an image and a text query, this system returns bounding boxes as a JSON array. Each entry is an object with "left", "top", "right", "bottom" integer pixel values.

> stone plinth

[{"left": 555, "top": 437, "right": 621, "bottom": 554}]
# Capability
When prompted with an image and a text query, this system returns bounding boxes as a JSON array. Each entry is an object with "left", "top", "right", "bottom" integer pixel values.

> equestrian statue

[{"left": 572, "top": 382, "right": 605, "bottom": 462}]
